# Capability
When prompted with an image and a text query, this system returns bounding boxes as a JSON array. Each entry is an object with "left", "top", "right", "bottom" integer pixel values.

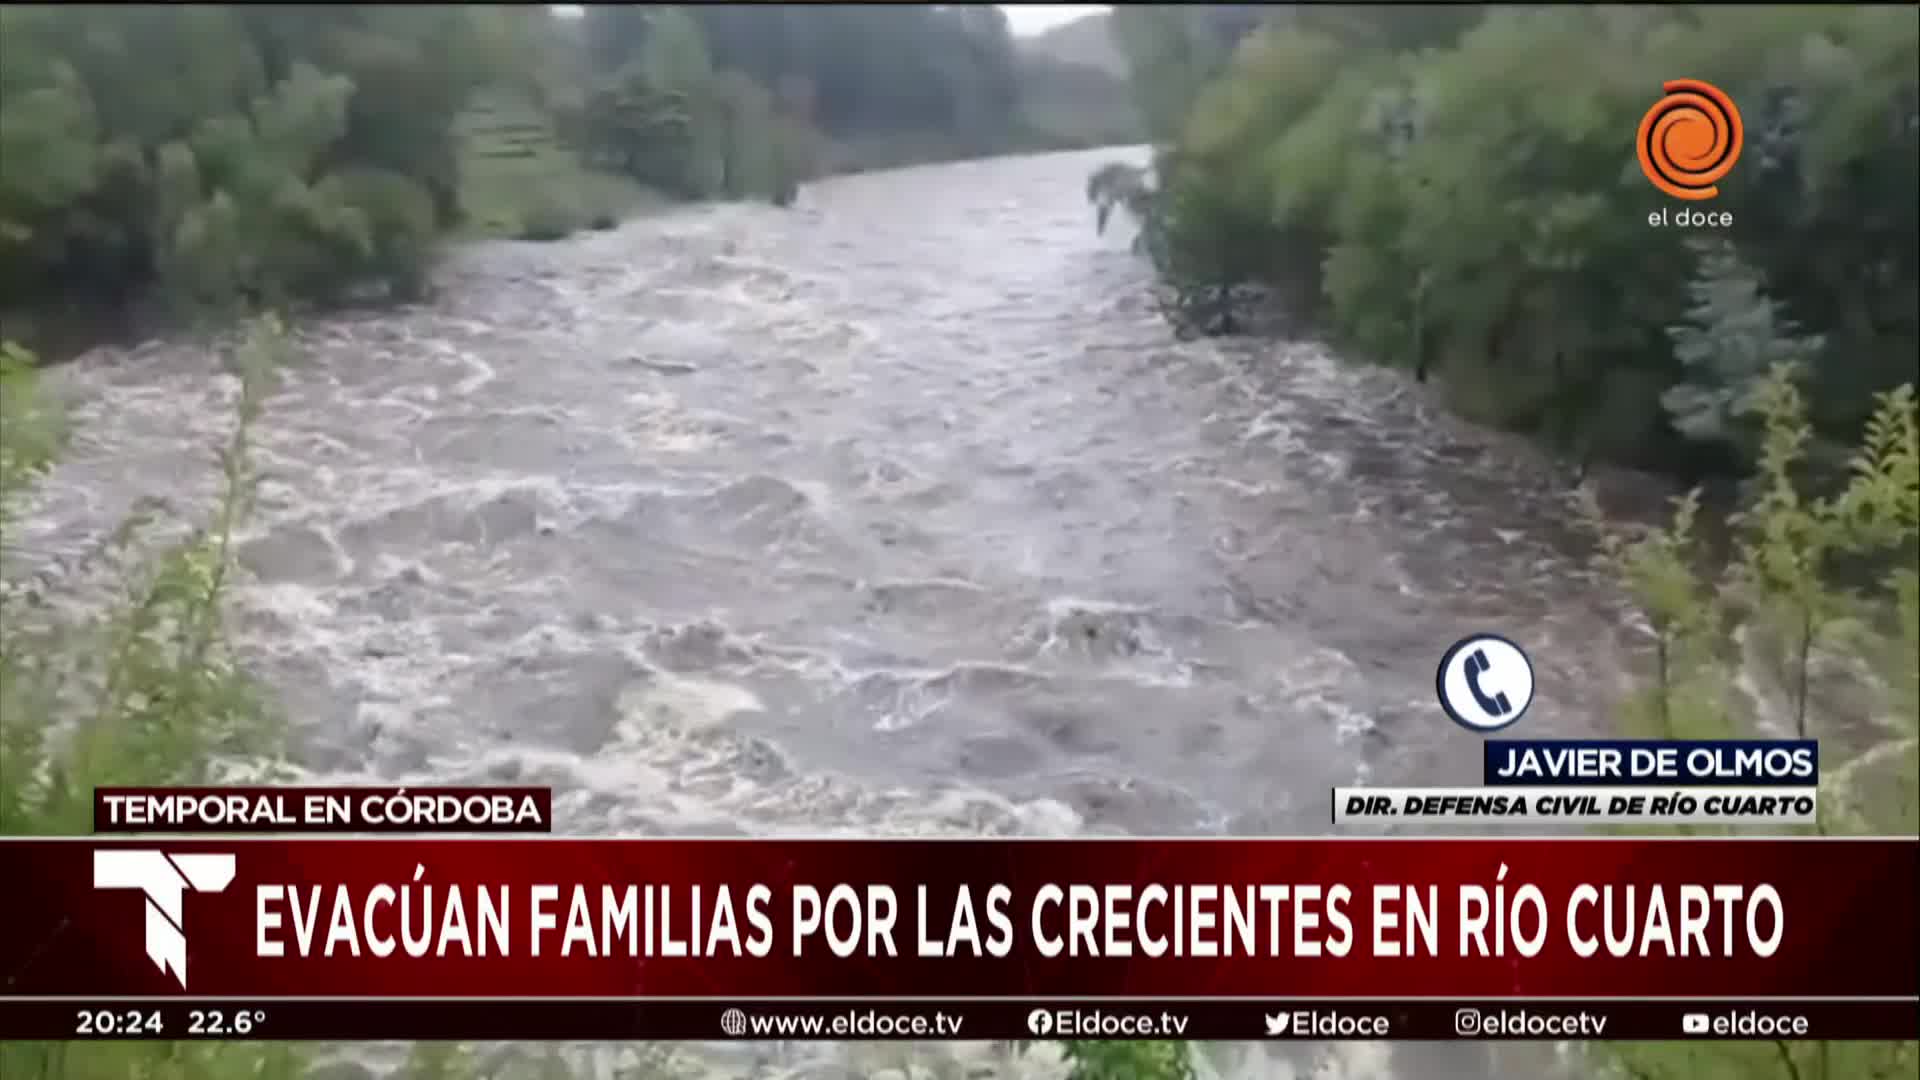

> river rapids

[{"left": 18, "top": 148, "right": 1646, "bottom": 1080}]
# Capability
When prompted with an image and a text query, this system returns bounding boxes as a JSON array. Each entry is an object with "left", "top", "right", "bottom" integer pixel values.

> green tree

[
  {"left": 568, "top": 8, "right": 815, "bottom": 206},
  {"left": 1584, "top": 366, "right": 1917, "bottom": 1078},
  {"left": 1662, "top": 240, "right": 1828, "bottom": 470},
  {"left": 1101, "top": 4, "right": 1917, "bottom": 480},
  {"left": 1109, "top": 6, "right": 1258, "bottom": 143},
  {"left": 1059, "top": 1041, "right": 1195, "bottom": 1080},
  {"left": 0, "top": 7, "right": 508, "bottom": 326}
]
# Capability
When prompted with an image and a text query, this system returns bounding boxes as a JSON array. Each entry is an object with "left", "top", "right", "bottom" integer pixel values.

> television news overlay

[
  {"left": 93, "top": 786, "right": 554, "bottom": 833},
  {"left": 1334, "top": 739, "right": 1822, "bottom": 826},
  {"left": 2, "top": 800, "right": 1917, "bottom": 1042},
  {"left": 1337, "top": 639, "right": 1826, "bottom": 826}
]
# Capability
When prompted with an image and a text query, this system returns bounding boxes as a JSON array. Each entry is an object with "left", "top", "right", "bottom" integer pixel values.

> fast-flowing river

[{"left": 23, "top": 148, "right": 1643, "bottom": 1079}]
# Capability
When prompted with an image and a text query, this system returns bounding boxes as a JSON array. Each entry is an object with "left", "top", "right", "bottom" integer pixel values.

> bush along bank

[
  {"left": 1576, "top": 369, "right": 1917, "bottom": 1080},
  {"left": 1, "top": 5, "right": 1056, "bottom": 350},
  {"left": 0, "top": 8, "right": 502, "bottom": 328},
  {"left": 0, "top": 7, "right": 808, "bottom": 350},
  {"left": 1094, "top": 5, "right": 1918, "bottom": 484}
]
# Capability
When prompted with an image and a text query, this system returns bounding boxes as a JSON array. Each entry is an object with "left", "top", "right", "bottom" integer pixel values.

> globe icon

[{"left": 720, "top": 1008, "right": 748, "bottom": 1037}]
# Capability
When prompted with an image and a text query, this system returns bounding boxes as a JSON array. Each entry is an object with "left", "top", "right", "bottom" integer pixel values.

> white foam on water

[{"left": 13, "top": 148, "right": 1648, "bottom": 1080}]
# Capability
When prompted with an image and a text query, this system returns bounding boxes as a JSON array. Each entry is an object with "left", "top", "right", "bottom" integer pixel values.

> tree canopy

[
  {"left": 0, "top": 6, "right": 522, "bottom": 317},
  {"left": 1100, "top": 4, "right": 1919, "bottom": 481},
  {"left": 1, "top": 4, "right": 1120, "bottom": 335}
]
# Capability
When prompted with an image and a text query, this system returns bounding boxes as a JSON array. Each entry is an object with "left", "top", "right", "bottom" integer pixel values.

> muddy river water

[{"left": 24, "top": 148, "right": 1645, "bottom": 1079}]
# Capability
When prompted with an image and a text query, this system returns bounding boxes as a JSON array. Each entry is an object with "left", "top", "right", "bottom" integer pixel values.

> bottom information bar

[{"left": 5, "top": 999, "right": 1915, "bottom": 1042}]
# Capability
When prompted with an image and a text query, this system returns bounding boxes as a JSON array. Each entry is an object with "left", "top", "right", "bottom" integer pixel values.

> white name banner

[{"left": 1333, "top": 787, "right": 1818, "bottom": 826}]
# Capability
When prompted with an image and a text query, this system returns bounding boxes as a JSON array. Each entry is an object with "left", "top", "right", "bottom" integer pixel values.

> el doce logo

[{"left": 1637, "top": 79, "right": 1743, "bottom": 200}]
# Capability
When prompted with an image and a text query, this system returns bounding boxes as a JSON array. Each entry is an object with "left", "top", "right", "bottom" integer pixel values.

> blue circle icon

[{"left": 1436, "top": 634, "right": 1535, "bottom": 732}]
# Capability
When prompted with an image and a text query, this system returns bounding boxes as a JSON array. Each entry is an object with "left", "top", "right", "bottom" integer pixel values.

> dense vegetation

[
  {"left": 1, "top": 319, "right": 302, "bottom": 1080},
  {"left": 0, "top": 6, "right": 504, "bottom": 321},
  {"left": 569, "top": 5, "right": 1135, "bottom": 175},
  {"left": 0, "top": 5, "right": 1132, "bottom": 348},
  {"left": 1094, "top": 4, "right": 1919, "bottom": 482},
  {"left": 1578, "top": 368, "right": 1918, "bottom": 1080}
]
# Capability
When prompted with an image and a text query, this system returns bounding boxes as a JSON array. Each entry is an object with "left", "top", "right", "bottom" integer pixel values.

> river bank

[
  {"left": 0, "top": 135, "right": 1147, "bottom": 369},
  {"left": 11, "top": 148, "right": 1645, "bottom": 1078},
  {"left": 11, "top": 146, "right": 1912, "bottom": 1080}
]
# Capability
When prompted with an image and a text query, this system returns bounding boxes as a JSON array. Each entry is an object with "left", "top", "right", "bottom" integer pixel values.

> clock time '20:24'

[{"left": 71, "top": 1007, "right": 269, "bottom": 1037}]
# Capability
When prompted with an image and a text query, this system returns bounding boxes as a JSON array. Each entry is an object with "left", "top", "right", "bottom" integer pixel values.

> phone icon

[
  {"left": 1437, "top": 634, "right": 1534, "bottom": 732},
  {"left": 1464, "top": 648, "right": 1511, "bottom": 717}
]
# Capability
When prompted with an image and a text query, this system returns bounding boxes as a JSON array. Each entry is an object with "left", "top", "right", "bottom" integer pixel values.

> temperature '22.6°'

[
  {"left": 72, "top": 1008, "right": 270, "bottom": 1038},
  {"left": 187, "top": 1008, "right": 269, "bottom": 1036}
]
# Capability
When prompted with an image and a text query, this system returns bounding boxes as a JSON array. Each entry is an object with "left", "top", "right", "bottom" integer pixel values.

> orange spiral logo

[{"left": 1637, "top": 79, "right": 1743, "bottom": 201}]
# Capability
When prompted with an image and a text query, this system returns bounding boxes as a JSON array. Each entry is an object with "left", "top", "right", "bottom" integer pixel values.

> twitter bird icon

[{"left": 1264, "top": 1012, "right": 1291, "bottom": 1036}]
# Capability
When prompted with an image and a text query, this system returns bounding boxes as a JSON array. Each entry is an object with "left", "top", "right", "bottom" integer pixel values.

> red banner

[{"left": 2, "top": 837, "right": 1913, "bottom": 999}]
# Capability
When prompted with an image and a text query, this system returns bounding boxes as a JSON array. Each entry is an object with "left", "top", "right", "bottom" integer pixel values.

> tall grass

[
  {"left": 1577, "top": 368, "right": 1918, "bottom": 1079},
  {"left": 0, "top": 317, "right": 302, "bottom": 1078}
]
